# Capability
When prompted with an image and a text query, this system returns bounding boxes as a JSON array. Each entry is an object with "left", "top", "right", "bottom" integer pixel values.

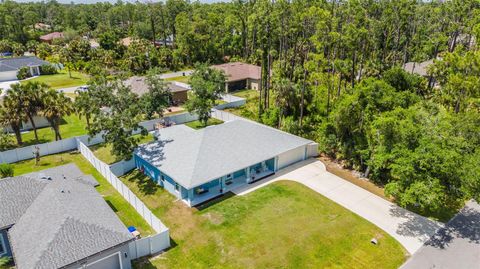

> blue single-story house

[
  {"left": 134, "top": 120, "right": 318, "bottom": 206},
  {"left": 0, "top": 164, "right": 134, "bottom": 269}
]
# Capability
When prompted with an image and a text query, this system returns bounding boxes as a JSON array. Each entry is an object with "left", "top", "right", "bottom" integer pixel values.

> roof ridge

[
  {"left": 187, "top": 129, "right": 207, "bottom": 186},
  {"left": 28, "top": 197, "right": 68, "bottom": 269}
]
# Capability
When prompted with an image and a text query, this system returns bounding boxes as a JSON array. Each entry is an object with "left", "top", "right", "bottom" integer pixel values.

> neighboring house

[
  {"left": 401, "top": 200, "right": 480, "bottom": 269},
  {"left": 403, "top": 59, "right": 434, "bottom": 77},
  {"left": 0, "top": 56, "right": 50, "bottom": 82},
  {"left": 0, "top": 164, "right": 134, "bottom": 269},
  {"left": 212, "top": 62, "right": 261, "bottom": 92},
  {"left": 34, "top": 23, "right": 51, "bottom": 31},
  {"left": 134, "top": 120, "right": 318, "bottom": 206},
  {"left": 124, "top": 76, "right": 190, "bottom": 105},
  {"left": 2, "top": 115, "right": 51, "bottom": 133},
  {"left": 39, "top": 32, "right": 64, "bottom": 44}
]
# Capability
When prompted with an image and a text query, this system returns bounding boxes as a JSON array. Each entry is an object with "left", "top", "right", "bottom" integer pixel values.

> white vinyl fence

[{"left": 77, "top": 139, "right": 170, "bottom": 258}]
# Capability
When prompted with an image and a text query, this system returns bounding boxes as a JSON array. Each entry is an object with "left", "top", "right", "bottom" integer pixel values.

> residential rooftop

[
  {"left": 124, "top": 76, "right": 190, "bottom": 96},
  {"left": 212, "top": 62, "right": 261, "bottom": 82},
  {"left": 0, "top": 164, "right": 133, "bottom": 269},
  {"left": 135, "top": 120, "right": 313, "bottom": 189},
  {"left": 0, "top": 56, "right": 49, "bottom": 72}
]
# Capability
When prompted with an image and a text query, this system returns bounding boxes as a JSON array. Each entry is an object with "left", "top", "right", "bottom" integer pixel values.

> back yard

[
  {"left": 21, "top": 70, "right": 89, "bottom": 89},
  {"left": 121, "top": 170, "right": 407, "bottom": 269},
  {"left": 9, "top": 152, "right": 154, "bottom": 236}
]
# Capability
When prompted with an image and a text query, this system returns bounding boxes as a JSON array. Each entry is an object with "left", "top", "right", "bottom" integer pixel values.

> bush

[
  {"left": 40, "top": 64, "right": 57, "bottom": 75},
  {"left": 17, "top": 66, "right": 31, "bottom": 80},
  {"left": 0, "top": 163, "right": 14, "bottom": 178}
]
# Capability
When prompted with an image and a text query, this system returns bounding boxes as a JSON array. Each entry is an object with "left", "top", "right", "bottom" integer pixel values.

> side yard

[
  {"left": 90, "top": 133, "right": 155, "bottom": 164},
  {"left": 19, "top": 114, "right": 88, "bottom": 147},
  {"left": 121, "top": 170, "right": 407, "bottom": 269},
  {"left": 10, "top": 151, "right": 154, "bottom": 236}
]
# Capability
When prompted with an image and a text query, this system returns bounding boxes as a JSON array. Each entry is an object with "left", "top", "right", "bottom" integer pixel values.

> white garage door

[
  {"left": 86, "top": 252, "right": 121, "bottom": 269},
  {"left": 0, "top": 71, "right": 18, "bottom": 82},
  {"left": 277, "top": 146, "right": 306, "bottom": 170}
]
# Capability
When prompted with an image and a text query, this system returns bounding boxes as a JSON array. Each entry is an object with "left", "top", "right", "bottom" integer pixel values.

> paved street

[{"left": 232, "top": 159, "right": 444, "bottom": 254}]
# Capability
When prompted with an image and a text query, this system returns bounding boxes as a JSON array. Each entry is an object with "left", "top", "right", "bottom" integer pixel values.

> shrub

[
  {"left": 0, "top": 163, "right": 14, "bottom": 178},
  {"left": 17, "top": 66, "right": 31, "bottom": 80},
  {"left": 40, "top": 64, "right": 57, "bottom": 75}
]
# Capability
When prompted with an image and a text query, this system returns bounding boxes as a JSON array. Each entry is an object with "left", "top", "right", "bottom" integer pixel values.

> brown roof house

[
  {"left": 39, "top": 32, "right": 64, "bottom": 44},
  {"left": 212, "top": 62, "right": 261, "bottom": 92},
  {"left": 124, "top": 76, "right": 190, "bottom": 105}
]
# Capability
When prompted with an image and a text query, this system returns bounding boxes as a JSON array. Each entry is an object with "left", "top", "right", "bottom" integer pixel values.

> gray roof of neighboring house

[
  {"left": 400, "top": 200, "right": 480, "bottom": 269},
  {"left": 124, "top": 76, "right": 190, "bottom": 96},
  {"left": 403, "top": 59, "right": 434, "bottom": 77},
  {"left": 212, "top": 62, "right": 261, "bottom": 82},
  {"left": 0, "top": 164, "right": 132, "bottom": 269},
  {"left": 0, "top": 164, "right": 96, "bottom": 230},
  {"left": 135, "top": 120, "right": 312, "bottom": 189},
  {"left": 0, "top": 56, "right": 50, "bottom": 73}
]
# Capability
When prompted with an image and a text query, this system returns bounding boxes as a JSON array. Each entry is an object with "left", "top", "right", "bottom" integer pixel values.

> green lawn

[
  {"left": 19, "top": 114, "right": 88, "bottom": 147},
  {"left": 120, "top": 170, "right": 407, "bottom": 269},
  {"left": 10, "top": 151, "right": 154, "bottom": 236},
  {"left": 21, "top": 70, "right": 89, "bottom": 89},
  {"left": 184, "top": 118, "right": 224, "bottom": 130},
  {"left": 90, "top": 133, "right": 154, "bottom": 164},
  {"left": 164, "top": 76, "right": 190, "bottom": 83}
]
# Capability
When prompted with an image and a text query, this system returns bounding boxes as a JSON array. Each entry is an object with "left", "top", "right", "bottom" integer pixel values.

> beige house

[{"left": 212, "top": 62, "right": 261, "bottom": 92}]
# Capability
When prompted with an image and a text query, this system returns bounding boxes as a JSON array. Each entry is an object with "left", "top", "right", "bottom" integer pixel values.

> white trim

[
  {"left": 82, "top": 251, "right": 123, "bottom": 269},
  {"left": 0, "top": 233, "right": 7, "bottom": 256}
]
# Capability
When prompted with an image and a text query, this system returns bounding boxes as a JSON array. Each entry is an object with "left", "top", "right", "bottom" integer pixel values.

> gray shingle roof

[
  {"left": 135, "top": 120, "right": 312, "bottom": 189},
  {"left": 401, "top": 200, "right": 480, "bottom": 269},
  {"left": 0, "top": 164, "right": 132, "bottom": 269},
  {"left": 0, "top": 56, "right": 49, "bottom": 72},
  {"left": 0, "top": 164, "right": 91, "bottom": 230},
  {"left": 403, "top": 59, "right": 434, "bottom": 77}
]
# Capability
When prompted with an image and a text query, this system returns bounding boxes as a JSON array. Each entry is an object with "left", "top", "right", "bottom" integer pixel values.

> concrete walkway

[{"left": 232, "top": 159, "right": 443, "bottom": 254}]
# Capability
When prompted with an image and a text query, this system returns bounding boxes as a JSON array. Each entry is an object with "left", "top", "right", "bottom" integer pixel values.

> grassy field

[
  {"left": 19, "top": 114, "right": 88, "bottom": 147},
  {"left": 164, "top": 76, "right": 190, "bottom": 83},
  {"left": 90, "top": 133, "right": 154, "bottom": 164},
  {"left": 21, "top": 70, "right": 89, "bottom": 89},
  {"left": 184, "top": 118, "right": 224, "bottom": 129},
  {"left": 120, "top": 170, "right": 407, "bottom": 269},
  {"left": 225, "top": 89, "right": 262, "bottom": 121},
  {"left": 10, "top": 151, "right": 154, "bottom": 236}
]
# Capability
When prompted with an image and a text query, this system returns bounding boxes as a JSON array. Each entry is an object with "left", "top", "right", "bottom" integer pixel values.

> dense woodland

[{"left": 0, "top": 0, "right": 479, "bottom": 219}]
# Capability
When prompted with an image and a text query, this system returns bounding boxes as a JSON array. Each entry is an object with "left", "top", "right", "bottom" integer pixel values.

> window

[
  {"left": 0, "top": 233, "right": 6, "bottom": 256},
  {"left": 160, "top": 175, "right": 165, "bottom": 182},
  {"left": 174, "top": 183, "right": 180, "bottom": 192}
]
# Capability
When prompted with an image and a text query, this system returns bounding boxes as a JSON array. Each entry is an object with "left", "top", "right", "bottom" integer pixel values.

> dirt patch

[{"left": 318, "top": 155, "right": 391, "bottom": 201}]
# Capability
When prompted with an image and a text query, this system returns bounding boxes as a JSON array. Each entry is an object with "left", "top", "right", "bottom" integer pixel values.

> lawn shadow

[
  {"left": 127, "top": 171, "right": 161, "bottom": 196},
  {"left": 105, "top": 200, "right": 119, "bottom": 212},
  {"left": 194, "top": 192, "right": 236, "bottom": 211}
]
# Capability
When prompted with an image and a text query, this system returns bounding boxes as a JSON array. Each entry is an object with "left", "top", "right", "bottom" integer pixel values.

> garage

[
  {"left": 86, "top": 252, "right": 122, "bottom": 269},
  {"left": 277, "top": 146, "right": 306, "bottom": 170},
  {"left": 0, "top": 70, "right": 18, "bottom": 82}
]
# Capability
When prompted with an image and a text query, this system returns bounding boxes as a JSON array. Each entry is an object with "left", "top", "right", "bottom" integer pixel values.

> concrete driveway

[{"left": 232, "top": 159, "right": 443, "bottom": 254}]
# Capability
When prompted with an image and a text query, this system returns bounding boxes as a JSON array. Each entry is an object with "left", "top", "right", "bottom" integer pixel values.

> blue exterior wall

[
  {"left": 0, "top": 229, "right": 12, "bottom": 258},
  {"left": 134, "top": 155, "right": 188, "bottom": 200}
]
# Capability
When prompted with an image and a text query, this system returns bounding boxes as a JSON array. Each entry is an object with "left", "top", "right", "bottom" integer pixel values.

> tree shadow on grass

[{"left": 126, "top": 170, "right": 160, "bottom": 196}]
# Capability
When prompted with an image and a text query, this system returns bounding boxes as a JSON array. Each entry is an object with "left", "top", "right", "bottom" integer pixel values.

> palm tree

[
  {"left": 0, "top": 95, "right": 25, "bottom": 145},
  {"left": 9, "top": 82, "right": 47, "bottom": 143},
  {"left": 42, "top": 90, "right": 74, "bottom": 141}
]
